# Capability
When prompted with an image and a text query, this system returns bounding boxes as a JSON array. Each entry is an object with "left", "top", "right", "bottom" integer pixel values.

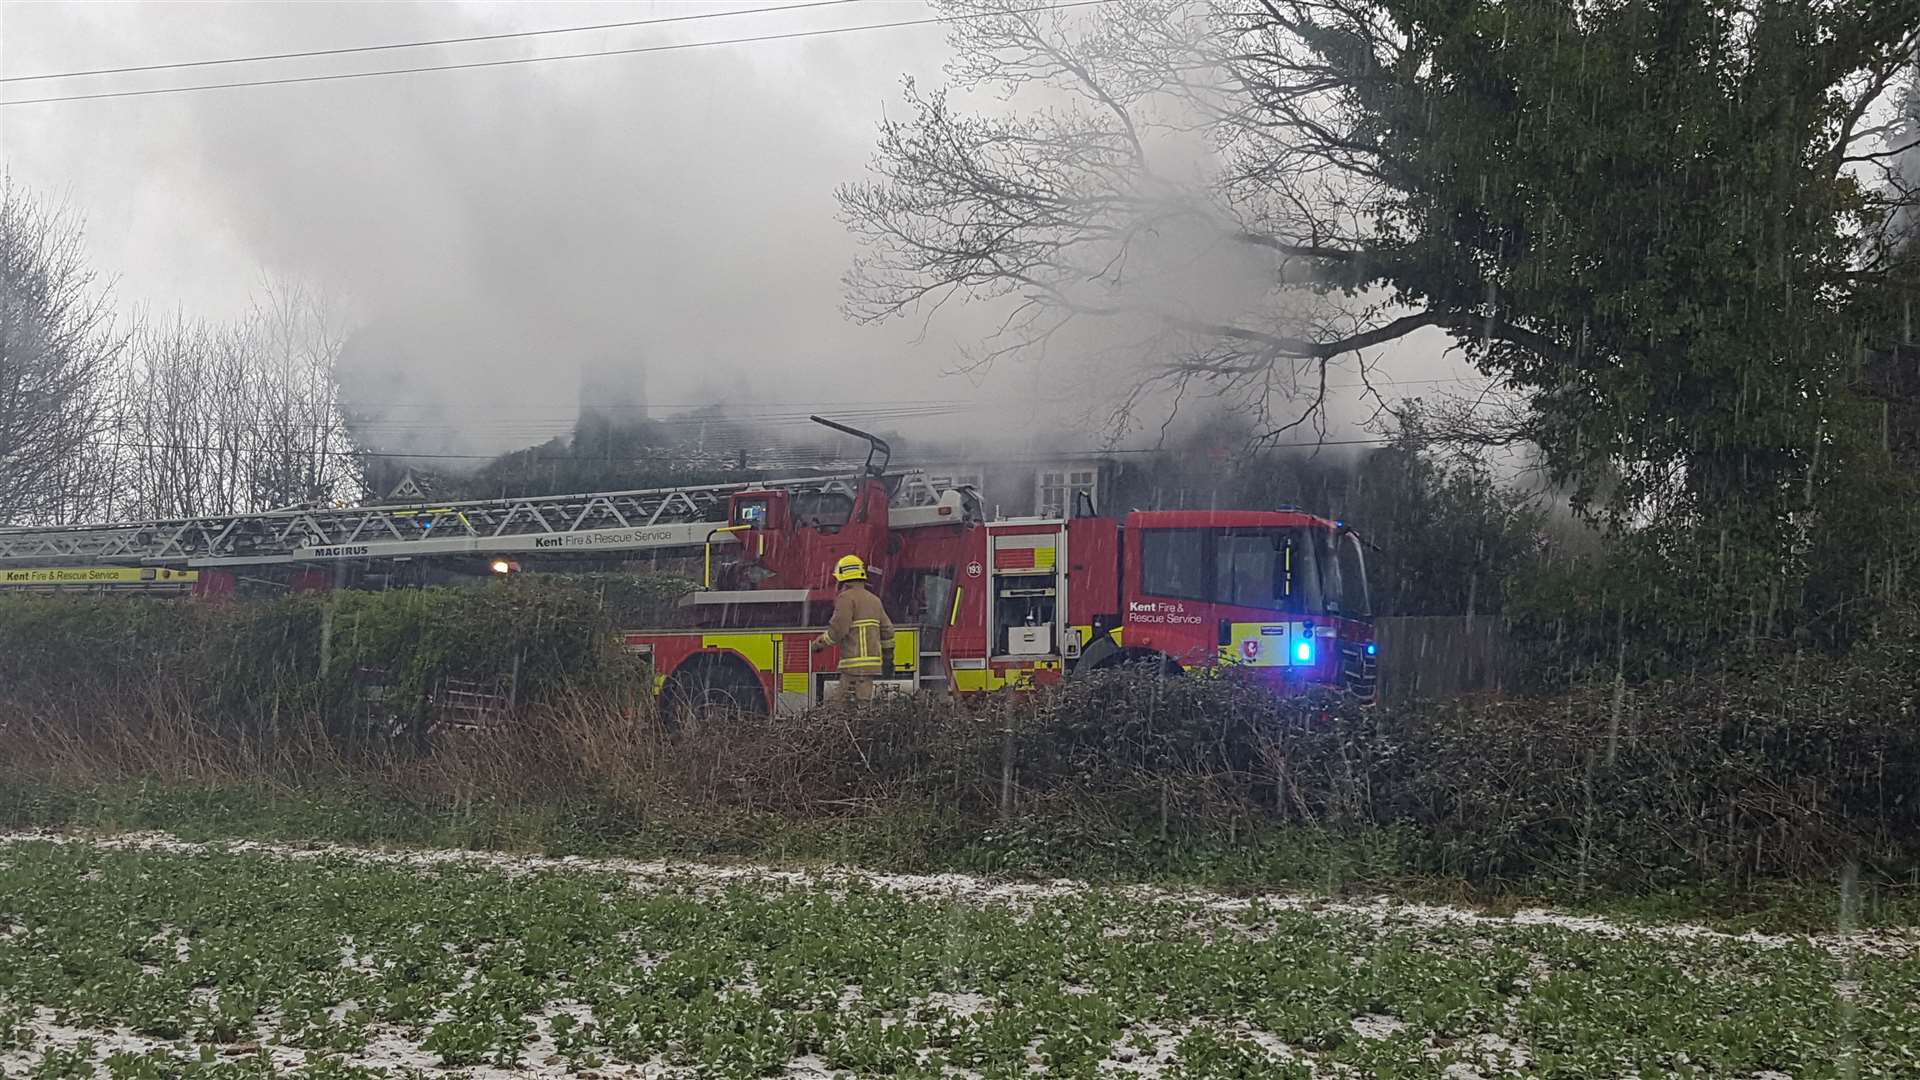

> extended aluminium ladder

[{"left": 0, "top": 473, "right": 941, "bottom": 570}]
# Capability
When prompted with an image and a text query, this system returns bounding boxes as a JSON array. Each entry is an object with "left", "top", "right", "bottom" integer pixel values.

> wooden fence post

[{"left": 999, "top": 724, "right": 1016, "bottom": 819}]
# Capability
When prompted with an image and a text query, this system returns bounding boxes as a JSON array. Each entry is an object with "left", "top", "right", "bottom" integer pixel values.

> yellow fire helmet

[{"left": 833, "top": 554, "right": 868, "bottom": 583}]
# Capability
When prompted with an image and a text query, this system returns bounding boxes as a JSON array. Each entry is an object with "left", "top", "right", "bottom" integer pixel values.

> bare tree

[
  {"left": 108, "top": 283, "right": 362, "bottom": 521},
  {"left": 113, "top": 313, "right": 222, "bottom": 520},
  {"left": 232, "top": 281, "right": 360, "bottom": 511},
  {"left": 0, "top": 177, "right": 123, "bottom": 524},
  {"left": 838, "top": 1, "right": 1410, "bottom": 443}
]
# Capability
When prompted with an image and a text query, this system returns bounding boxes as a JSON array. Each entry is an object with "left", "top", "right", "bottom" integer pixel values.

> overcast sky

[{"left": 1, "top": 0, "right": 1473, "bottom": 461}]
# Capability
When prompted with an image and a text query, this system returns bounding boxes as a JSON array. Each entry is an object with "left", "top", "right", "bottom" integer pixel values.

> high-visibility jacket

[{"left": 815, "top": 582, "right": 894, "bottom": 673}]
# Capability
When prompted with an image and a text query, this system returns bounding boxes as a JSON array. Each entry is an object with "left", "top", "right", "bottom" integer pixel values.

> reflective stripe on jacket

[{"left": 817, "top": 582, "right": 894, "bottom": 672}]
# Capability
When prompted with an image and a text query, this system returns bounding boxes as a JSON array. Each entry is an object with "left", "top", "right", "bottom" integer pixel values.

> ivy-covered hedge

[{"left": 1002, "top": 619, "right": 1920, "bottom": 891}]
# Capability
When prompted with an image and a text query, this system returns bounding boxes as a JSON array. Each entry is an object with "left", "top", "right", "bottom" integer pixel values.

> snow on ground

[
  {"left": 0, "top": 828, "right": 1906, "bottom": 956},
  {"left": 1, "top": 1006, "right": 668, "bottom": 1080},
  {"left": 1, "top": 828, "right": 1903, "bottom": 1080},
  {"left": 0, "top": 1003, "right": 1350, "bottom": 1080}
]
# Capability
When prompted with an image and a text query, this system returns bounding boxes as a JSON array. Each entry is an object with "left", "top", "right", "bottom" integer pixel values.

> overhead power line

[
  {"left": 0, "top": 0, "right": 1117, "bottom": 107},
  {"left": 0, "top": 0, "right": 869, "bottom": 84}
]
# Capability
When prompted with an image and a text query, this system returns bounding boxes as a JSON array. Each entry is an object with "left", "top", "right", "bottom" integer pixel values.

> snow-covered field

[{"left": 1, "top": 831, "right": 1911, "bottom": 1079}]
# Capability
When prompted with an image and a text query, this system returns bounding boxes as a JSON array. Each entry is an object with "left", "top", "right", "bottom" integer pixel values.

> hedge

[{"left": 0, "top": 582, "right": 644, "bottom": 746}]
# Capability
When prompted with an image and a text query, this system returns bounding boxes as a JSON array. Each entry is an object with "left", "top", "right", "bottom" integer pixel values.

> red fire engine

[
  {"left": 0, "top": 418, "right": 1377, "bottom": 710},
  {"left": 625, "top": 421, "right": 1377, "bottom": 713}
]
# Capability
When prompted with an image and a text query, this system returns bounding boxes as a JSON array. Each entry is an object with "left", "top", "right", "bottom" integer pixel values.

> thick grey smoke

[
  {"left": 2, "top": 0, "right": 1471, "bottom": 470},
  {"left": 2, "top": 1, "right": 985, "bottom": 460}
]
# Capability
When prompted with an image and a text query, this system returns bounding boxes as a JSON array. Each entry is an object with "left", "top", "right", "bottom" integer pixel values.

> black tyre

[{"left": 660, "top": 655, "right": 768, "bottom": 728}]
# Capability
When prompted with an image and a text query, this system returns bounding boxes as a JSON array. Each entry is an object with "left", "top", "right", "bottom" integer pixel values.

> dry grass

[
  {"left": 3, "top": 673, "right": 302, "bottom": 784},
  {"left": 1, "top": 682, "right": 1016, "bottom": 830}
]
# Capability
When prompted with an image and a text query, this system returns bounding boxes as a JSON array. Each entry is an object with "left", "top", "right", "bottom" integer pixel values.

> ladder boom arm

[{"left": 0, "top": 472, "right": 931, "bottom": 569}]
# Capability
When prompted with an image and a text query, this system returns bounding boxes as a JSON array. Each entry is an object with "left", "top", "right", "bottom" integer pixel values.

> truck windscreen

[
  {"left": 1138, "top": 525, "right": 1335, "bottom": 615},
  {"left": 1213, "top": 527, "right": 1324, "bottom": 614},
  {"left": 792, "top": 491, "right": 854, "bottom": 530}
]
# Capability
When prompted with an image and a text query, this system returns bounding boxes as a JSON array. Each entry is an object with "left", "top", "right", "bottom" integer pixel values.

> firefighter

[{"left": 811, "top": 553, "right": 894, "bottom": 704}]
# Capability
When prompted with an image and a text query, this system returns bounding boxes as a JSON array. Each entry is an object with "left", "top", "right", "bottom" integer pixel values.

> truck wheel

[
  {"left": 661, "top": 654, "right": 767, "bottom": 728},
  {"left": 1069, "top": 634, "right": 1122, "bottom": 676}
]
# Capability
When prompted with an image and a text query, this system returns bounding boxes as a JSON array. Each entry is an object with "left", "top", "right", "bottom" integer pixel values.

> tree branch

[{"left": 1229, "top": 230, "right": 1359, "bottom": 261}]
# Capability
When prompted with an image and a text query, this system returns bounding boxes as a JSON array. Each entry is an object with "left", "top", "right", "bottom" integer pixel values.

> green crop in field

[{"left": 0, "top": 837, "right": 1912, "bottom": 1079}]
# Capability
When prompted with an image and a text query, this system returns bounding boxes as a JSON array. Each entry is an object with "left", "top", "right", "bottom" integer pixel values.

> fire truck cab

[
  {"left": 884, "top": 507, "right": 1375, "bottom": 699},
  {"left": 1109, "top": 511, "right": 1376, "bottom": 697}
]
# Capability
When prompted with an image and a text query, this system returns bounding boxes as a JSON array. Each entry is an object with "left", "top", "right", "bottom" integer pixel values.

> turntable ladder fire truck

[{"left": 0, "top": 418, "right": 1377, "bottom": 708}]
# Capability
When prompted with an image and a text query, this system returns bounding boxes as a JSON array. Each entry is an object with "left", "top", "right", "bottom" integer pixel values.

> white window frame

[{"left": 1035, "top": 467, "right": 1096, "bottom": 518}]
